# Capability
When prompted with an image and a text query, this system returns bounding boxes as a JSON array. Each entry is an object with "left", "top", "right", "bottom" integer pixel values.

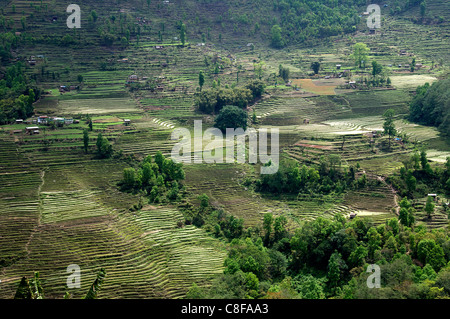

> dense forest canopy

[{"left": 409, "top": 79, "right": 450, "bottom": 137}]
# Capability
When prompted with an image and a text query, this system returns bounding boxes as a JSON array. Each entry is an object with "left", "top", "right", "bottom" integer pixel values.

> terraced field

[
  {"left": 0, "top": 124, "right": 226, "bottom": 298},
  {"left": 183, "top": 163, "right": 269, "bottom": 226},
  {"left": 1, "top": 0, "right": 449, "bottom": 300},
  {"left": 0, "top": 137, "right": 41, "bottom": 267},
  {"left": 0, "top": 158, "right": 227, "bottom": 299}
]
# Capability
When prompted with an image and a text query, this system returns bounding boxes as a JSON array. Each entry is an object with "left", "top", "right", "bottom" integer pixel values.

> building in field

[
  {"left": 128, "top": 75, "right": 139, "bottom": 82},
  {"left": 37, "top": 116, "right": 49, "bottom": 124},
  {"left": 25, "top": 127, "right": 40, "bottom": 135}
]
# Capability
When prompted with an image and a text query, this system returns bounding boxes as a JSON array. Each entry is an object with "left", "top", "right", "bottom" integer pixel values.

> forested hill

[{"left": 1, "top": 0, "right": 441, "bottom": 50}]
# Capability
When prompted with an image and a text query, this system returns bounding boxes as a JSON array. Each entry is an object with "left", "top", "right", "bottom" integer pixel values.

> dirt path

[
  {"left": 376, "top": 175, "right": 400, "bottom": 216},
  {"left": 24, "top": 169, "right": 46, "bottom": 255}
]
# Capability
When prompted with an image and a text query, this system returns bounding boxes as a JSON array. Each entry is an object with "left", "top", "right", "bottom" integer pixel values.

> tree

[
  {"left": 398, "top": 197, "right": 415, "bottom": 227},
  {"left": 154, "top": 150, "right": 165, "bottom": 169},
  {"left": 417, "top": 239, "right": 446, "bottom": 271},
  {"left": 180, "top": 22, "right": 186, "bottom": 46},
  {"left": 425, "top": 196, "right": 435, "bottom": 219},
  {"left": 245, "top": 79, "right": 265, "bottom": 99},
  {"left": 122, "top": 168, "right": 136, "bottom": 190},
  {"left": 198, "top": 193, "right": 209, "bottom": 210},
  {"left": 405, "top": 171, "right": 417, "bottom": 194},
  {"left": 420, "top": 1, "right": 427, "bottom": 18},
  {"left": 273, "top": 215, "right": 287, "bottom": 242},
  {"left": 185, "top": 283, "right": 205, "bottom": 299},
  {"left": 270, "top": 25, "right": 284, "bottom": 48},
  {"left": 311, "top": 61, "right": 321, "bottom": 75},
  {"left": 263, "top": 213, "right": 273, "bottom": 245},
  {"left": 294, "top": 275, "right": 325, "bottom": 299},
  {"left": 383, "top": 109, "right": 396, "bottom": 149},
  {"left": 96, "top": 133, "right": 113, "bottom": 159},
  {"left": 90, "top": 10, "right": 98, "bottom": 23},
  {"left": 214, "top": 105, "right": 248, "bottom": 133},
  {"left": 14, "top": 277, "right": 32, "bottom": 299},
  {"left": 372, "top": 60, "right": 383, "bottom": 77},
  {"left": 199, "top": 71, "right": 205, "bottom": 91},
  {"left": 351, "top": 43, "right": 369, "bottom": 68},
  {"left": 141, "top": 162, "right": 154, "bottom": 187},
  {"left": 83, "top": 129, "right": 89, "bottom": 153},
  {"left": 77, "top": 74, "right": 84, "bottom": 83},
  {"left": 21, "top": 16, "right": 26, "bottom": 30},
  {"left": 278, "top": 64, "right": 289, "bottom": 82},
  {"left": 14, "top": 272, "right": 43, "bottom": 299},
  {"left": 84, "top": 268, "right": 106, "bottom": 299},
  {"left": 327, "top": 251, "right": 348, "bottom": 289}
]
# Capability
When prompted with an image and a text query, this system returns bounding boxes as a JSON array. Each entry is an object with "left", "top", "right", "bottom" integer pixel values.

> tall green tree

[
  {"left": 372, "top": 60, "right": 383, "bottom": 77},
  {"left": 351, "top": 43, "right": 369, "bottom": 68},
  {"left": 84, "top": 268, "right": 106, "bottom": 299},
  {"left": 214, "top": 105, "right": 248, "bottom": 133},
  {"left": 383, "top": 109, "right": 396, "bottom": 149},
  {"left": 420, "top": 1, "right": 427, "bottom": 18},
  {"left": 263, "top": 213, "right": 273, "bottom": 245},
  {"left": 398, "top": 197, "right": 415, "bottom": 227},
  {"left": 270, "top": 25, "right": 284, "bottom": 48},
  {"left": 425, "top": 196, "right": 435, "bottom": 219},
  {"left": 199, "top": 71, "right": 205, "bottom": 91},
  {"left": 180, "top": 22, "right": 186, "bottom": 46},
  {"left": 83, "top": 129, "right": 89, "bottom": 153},
  {"left": 311, "top": 61, "right": 320, "bottom": 75},
  {"left": 96, "top": 133, "right": 113, "bottom": 159}
]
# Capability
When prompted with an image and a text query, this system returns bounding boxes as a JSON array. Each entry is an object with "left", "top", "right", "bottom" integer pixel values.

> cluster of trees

[
  {"left": 269, "top": 0, "right": 364, "bottom": 47},
  {"left": 388, "top": 0, "right": 427, "bottom": 16},
  {"left": 0, "top": 32, "right": 19, "bottom": 62},
  {"left": 187, "top": 212, "right": 450, "bottom": 299},
  {"left": 214, "top": 105, "right": 248, "bottom": 132},
  {"left": 95, "top": 133, "right": 113, "bottom": 159},
  {"left": 14, "top": 268, "right": 106, "bottom": 299},
  {"left": 409, "top": 79, "right": 450, "bottom": 137},
  {"left": 348, "top": 43, "right": 391, "bottom": 88},
  {"left": 181, "top": 193, "right": 245, "bottom": 238},
  {"left": 256, "top": 156, "right": 367, "bottom": 197},
  {"left": 195, "top": 80, "right": 265, "bottom": 114},
  {"left": 118, "top": 151, "right": 185, "bottom": 204},
  {"left": 278, "top": 64, "right": 290, "bottom": 83},
  {"left": 0, "top": 63, "right": 38, "bottom": 124},
  {"left": 387, "top": 151, "right": 450, "bottom": 198}
]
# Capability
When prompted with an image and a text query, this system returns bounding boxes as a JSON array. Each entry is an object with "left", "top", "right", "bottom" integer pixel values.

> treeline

[
  {"left": 409, "top": 79, "right": 450, "bottom": 137},
  {"left": 187, "top": 213, "right": 450, "bottom": 299},
  {"left": 255, "top": 156, "right": 367, "bottom": 197},
  {"left": 269, "top": 0, "right": 364, "bottom": 47},
  {"left": 0, "top": 62, "right": 38, "bottom": 124},
  {"left": 118, "top": 151, "right": 185, "bottom": 204},
  {"left": 387, "top": 150, "right": 450, "bottom": 198},
  {"left": 195, "top": 80, "right": 265, "bottom": 114}
]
